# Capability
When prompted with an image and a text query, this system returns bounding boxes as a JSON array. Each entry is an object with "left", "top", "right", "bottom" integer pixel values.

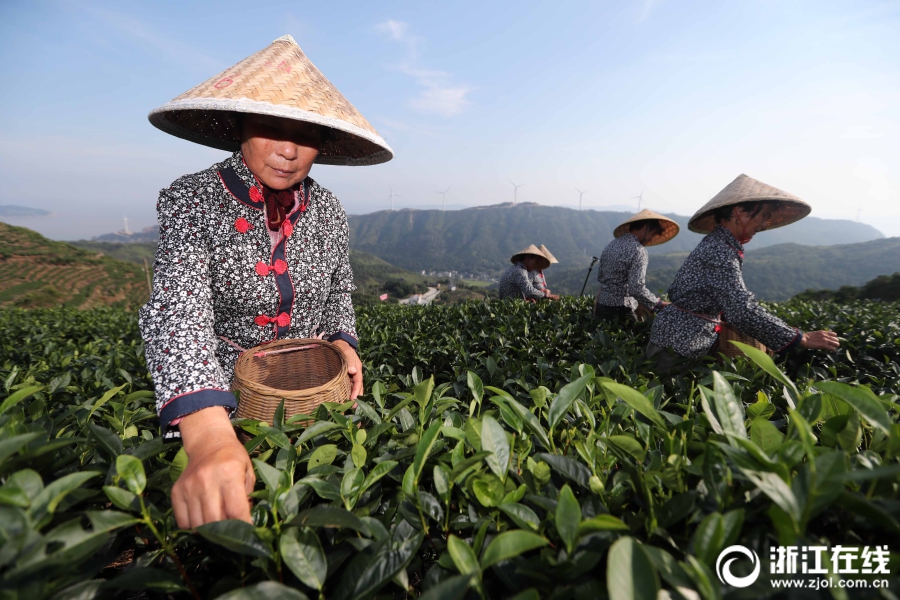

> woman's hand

[
  {"left": 333, "top": 340, "right": 363, "bottom": 399},
  {"left": 800, "top": 330, "right": 841, "bottom": 351},
  {"left": 173, "top": 406, "right": 255, "bottom": 529}
]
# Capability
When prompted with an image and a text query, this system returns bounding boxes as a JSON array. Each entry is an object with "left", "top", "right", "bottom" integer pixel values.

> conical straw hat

[
  {"left": 688, "top": 174, "right": 810, "bottom": 234},
  {"left": 538, "top": 244, "right": 558, "bottom": 264},
  {"left": 510, "top": 244, "right": 550, "bottom": 270},
  {"left": 613, "top": 209, "right": 680, "bottom": 247},
  {"left": 148, "top": 35, "right": 392, "bottom": 166}
]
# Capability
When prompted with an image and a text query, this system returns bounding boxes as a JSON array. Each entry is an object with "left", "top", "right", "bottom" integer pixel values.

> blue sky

[{"left": 1, "top": 0, "right": 898, "bottom": 239}]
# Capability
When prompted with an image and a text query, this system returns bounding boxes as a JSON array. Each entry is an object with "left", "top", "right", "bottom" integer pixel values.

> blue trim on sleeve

[
  {"left": 328, "top": 331, "right": 359, "bottom": 351},
  {"left": 159, "top": 389, "right": 237, "bottom": 433},
  {"left": 776, "top": 329, "right": 804, "bottom": 355}
]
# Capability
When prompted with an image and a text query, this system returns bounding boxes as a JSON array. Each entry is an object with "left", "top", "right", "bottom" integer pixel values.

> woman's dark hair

[
  {"left": 630, "top": 219, "right": 663, "bottom": 236},
  {"left": 713, "top": 201, "right": 777, "bottom": 224}
]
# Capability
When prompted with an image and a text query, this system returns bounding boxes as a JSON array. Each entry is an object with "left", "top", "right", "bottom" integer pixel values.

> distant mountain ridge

[
  {"left": 346, "top": 204, "right": 882, "bottom": 273},
  {"left": 550, "top": 237, "right": 900, "bottom": 301}
]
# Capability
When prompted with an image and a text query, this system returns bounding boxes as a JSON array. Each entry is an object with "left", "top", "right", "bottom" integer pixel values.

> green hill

[
  {"left": 69, "top": 239, "right": 449, "bottom": 305},
  {"left": 548, "top": 237, "right": 900, "bottom": 301},
  {"left": 0, "top": 223, "right": 149, "bottom": 309},
  {"left": 347, "top": 203, "right": 882, "bottom": 273},
  {"left": 794, "top": 272, "right": 900, "bottom": 302}
]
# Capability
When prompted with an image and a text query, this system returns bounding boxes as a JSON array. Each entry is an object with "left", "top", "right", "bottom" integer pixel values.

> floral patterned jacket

[
  {"left": 499, "top": 263, "right": 545, "bottom": 300},
  {"left": 649, "top": 225, "right": 802, "bottom": 357},
  {"left": 596, "top": 233, "right": 659, "bottom": 311},
  {"left": 139, "top": 151, "right": 358, "bottom": 438}
]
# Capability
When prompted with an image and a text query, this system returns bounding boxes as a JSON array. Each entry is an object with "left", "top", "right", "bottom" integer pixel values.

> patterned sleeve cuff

[
  {"left": 775, "top": 329, "right": 804, "bottom": 354},
  {"left": 159, "top": 388, "right": 237, "bottom": 436},
  {"left": 327, "top": 331, "right": 359, "bottom": 352}
]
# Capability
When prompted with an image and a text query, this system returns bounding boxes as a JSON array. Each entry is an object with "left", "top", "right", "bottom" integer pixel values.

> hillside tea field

[{"left": 0, "top": 298, "right": 898, "bottom": 599}]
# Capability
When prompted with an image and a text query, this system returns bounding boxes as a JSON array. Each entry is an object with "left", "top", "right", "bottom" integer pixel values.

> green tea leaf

[
  {"left": 413, "top": 421, "right": 443, "bottom": 482},
  {"left": 217, "top": 581, "right": 308, "bottom": 600},
  {"left": 555, "top": 484, "right": 581, "bottom": 555},
  {"left": 0, "top": 385, "right": 44, "bottom": 416},
  {"left": 467, "top": 371, "right": 484, "bottom": 404},
  {"left": 606, "top": 537, "right": 660, "bottom": 600},
  {"left": 170, "top": 447, "right": 188, "bottom": 482},
  {"left": 499, "top": 502, "right": 541, "bottom": 531},
  {"left": 280, "top": 527, "right": 327, "bottom": 591},
  {"left": 307, "top": 444, "right": 338, "bottom": 470},
  {"left": 196, "top": 520, "right": 272, "bottom": 558},
  {"left": 115, "top": 455, "right": 146, "bottom": 495},
  {"left": 351, "top": 443, "right": 367, "bottom": 468},
  {"left": 447, "top": 535, "right": 481, "bottom": 577},
  {"left": 711, "top": 371, "right": 747, "bottom": 442},
  {"left": 548, "top": 375, "right": 592, "bottom": 430},
  {"left": 481, "top": 530, "right": 548, "bottom": 568},
  {"left": 730, "top": 341, "right": 799, "bottom": 398},
  {"left": 481, "top": 415, "right": 510, "bottom": 483},
  {"left": 361, "top": 460, "right": 399, "bottom": 495},
  {"left": 449, "top": 451, "right": 491, "bottom": 484},
  {"left": 601, "top": 382, "right": 666, "bottom": 429},
  {"left": 297, "top": 421, "right": 342, "bottom": 445},
  {"left": 578, "top": 514, "right": 629, "bottom": 534},
  {"left": 749, "top": 418, "right": 784, "bottom": 454},
  {"left": 294, "top": 506, "right": 370, "bottom": 535},
  {"left": 816, "top": 381, "right": 892, "bottom": 435}
]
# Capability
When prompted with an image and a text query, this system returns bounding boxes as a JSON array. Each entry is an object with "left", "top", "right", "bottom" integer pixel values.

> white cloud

[
  {"left": 638, "top": 0, "right": 666, "bottom": 23},
  {"left": 376, "top": 19, "right": 410, "bottom": 42},
  {"left": 376, "top": 19, "right": 473, "bottom": 117},
  {"left": 410, "top": 84, "right": 472, "bottom": 117}
]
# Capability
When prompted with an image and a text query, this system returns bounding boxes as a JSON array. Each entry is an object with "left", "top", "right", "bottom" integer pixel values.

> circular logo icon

[{"left": 716, "top": 545, "right": 761, "bottom": 588}]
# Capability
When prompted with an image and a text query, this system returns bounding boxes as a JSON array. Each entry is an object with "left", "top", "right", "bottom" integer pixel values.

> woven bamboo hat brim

[
  {"left": 613, "top": 209, "right": 680, "bottom": 247},
  {"left": 538, "top": 245, "right": 558, "bottom": 264},
  {"left": 148, "top": 35, "right": 392, "bottom": 166},
  {"left": 688, "top": 174, "right": 811, "bottom": 234},
  {"left": 510, "top": 244, "right": 550, "bottom": 270}
]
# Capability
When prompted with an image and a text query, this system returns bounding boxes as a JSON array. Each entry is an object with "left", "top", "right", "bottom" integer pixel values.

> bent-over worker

[
  {"left": 499, "top": 245, "right": 559, "bottom": 300},
  {"left": 139, "top": 36, "right": 393, "bottom": 528},
  {"left": 594, "top": 209, "right": 679, "bottom": 322},
  {"left": 530, "top": 244, "right": 559, "bottom": 297},
  {"left": 649, "top": 174, "right": 840, "bottom": 368}
]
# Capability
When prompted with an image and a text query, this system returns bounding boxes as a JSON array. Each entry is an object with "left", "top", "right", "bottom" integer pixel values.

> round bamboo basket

[
  {"left": 718, "top": 323, "right": 772, "bottom": 358},
  {"left": 233, "top": 338, "right": 351, "bottom": 424}
]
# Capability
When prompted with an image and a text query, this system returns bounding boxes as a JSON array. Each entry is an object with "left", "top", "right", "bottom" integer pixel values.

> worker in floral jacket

[
  {"left": 648, "top": 175, "right": 839, "bottom": 369},
  {"left": 140, "top": 36, "right": 392, "bottom": 528},
  {"left": 594, "top": 209, "right": 679, "bottom": 322}
]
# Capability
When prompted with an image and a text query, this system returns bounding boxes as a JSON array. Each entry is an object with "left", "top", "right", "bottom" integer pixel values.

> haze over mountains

[
  {"left": 49, "top": 202, "right": 897, "bottom": 302},
  {"left": 347, "top": 203, "right": 882, "bottom": 273}
]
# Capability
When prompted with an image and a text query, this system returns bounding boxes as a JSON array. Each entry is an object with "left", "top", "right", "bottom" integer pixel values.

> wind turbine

[
  {"left": 576, "top": 189, "right": 588, "bottom": 211},
  {"left": 631, "top": 190, "right": 644, "bottom": 211},
  {"left": 435, "top": 187, "right": 451, "bottom": 212},
  {"left": 510, "top": 180, "right": 525, "bottom": 205},
  {"left": 387, "top": 186, "right": 401, "bottom": 212}
]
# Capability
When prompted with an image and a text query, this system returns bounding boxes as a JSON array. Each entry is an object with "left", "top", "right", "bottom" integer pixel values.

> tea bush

[{"left": 0, "top": 298, "right": 898, "bottom": 599}]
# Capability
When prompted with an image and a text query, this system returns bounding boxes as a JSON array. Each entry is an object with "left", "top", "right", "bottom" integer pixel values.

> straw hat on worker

[
  {"left": 647, "top": 174, "right": 838, "bottom": 372},
  {"left": 140, "top": 35, "right": 387, "bottom": 530},
  {"left": 499, "top": 245, "right": 558, "bottom": 300},
  {"left": 594, "top": 209, "right": 679, "bottom": 323},
  {"left": 528, "top": 244, "right": 559, "bottom": 298}
]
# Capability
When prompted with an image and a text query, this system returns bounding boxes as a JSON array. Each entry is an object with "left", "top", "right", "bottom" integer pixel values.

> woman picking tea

[
  {"left": 140, "top": 36, "right": 392, "bottom": 527},
  {"left": 594, "top": 209, "right": 679, "bottom": 322},
  {"left": 648, "top": 175, "right": 839, "bottom": 369}
]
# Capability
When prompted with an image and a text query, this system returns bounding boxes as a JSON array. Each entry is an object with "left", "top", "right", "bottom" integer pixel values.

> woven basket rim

[{"left": 233, "top": 338, "right": 348, "bottom": 399}]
